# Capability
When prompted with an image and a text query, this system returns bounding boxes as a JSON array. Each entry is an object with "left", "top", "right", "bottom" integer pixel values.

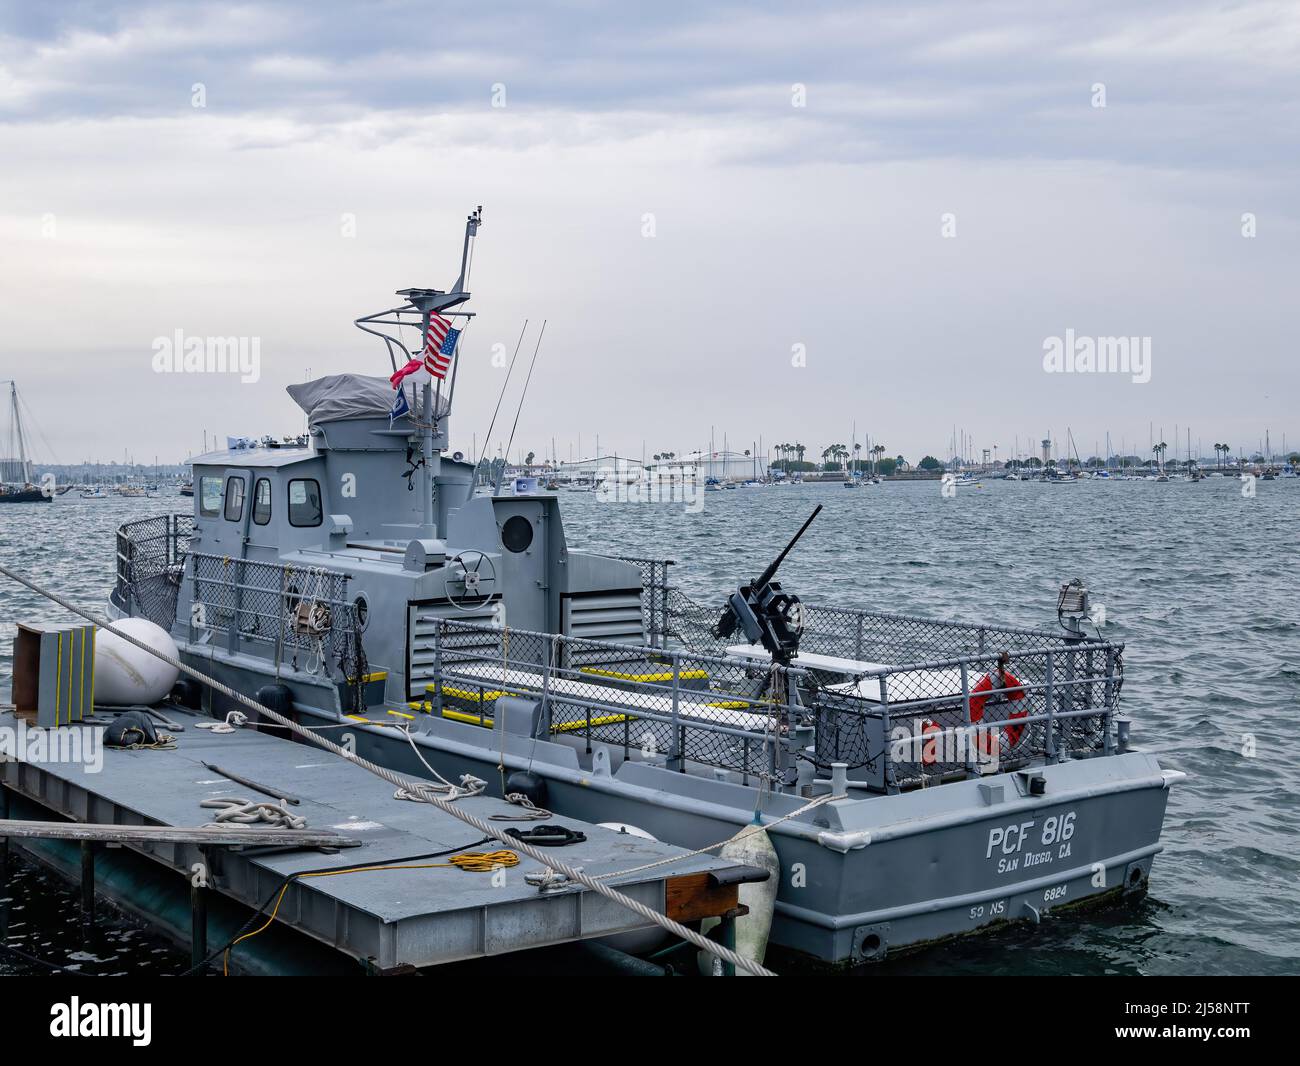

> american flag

[{"left": 423, "top": 313, "right": 461, "bottom": 380}]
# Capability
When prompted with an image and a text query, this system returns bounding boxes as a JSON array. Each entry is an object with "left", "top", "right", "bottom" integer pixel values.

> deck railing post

[
  {"left": 653, "top": 562, "right": 664, "bottom": 648},
  {"left": 189, "top": 560, "right": 200, "bottom": 646},
  {"left": 669, "top": 652, "right": 682, "bottom": 771},
  {"left": 1102, "top": 646, "right": 1116, "bottom": 755},
  {"left": 125, "top": 536, "right": 137, "bottom": 617},
  {"left": 226, "top": 560, "right": 241, "bottom": 655},
  {"left": 660, "top": 562, "right": 672, "bottom": 647},
  {"left": 432, "top": 621, "right": 444, "bottom": 720},
  {"left": 1061, "top": 648, "right": 1076, "bottom": 761},
  {"left": 1044, "top": 651, "right": 1058, "bottom": 761},
  {"left": 879, "top": 674, "right": 900, "bottom": 794},
  {"left": 959, "top": 661, "right": 977, "bottom": 776},
  {"left": 541, "top": 636, "right": 553, "bottom": 737}
]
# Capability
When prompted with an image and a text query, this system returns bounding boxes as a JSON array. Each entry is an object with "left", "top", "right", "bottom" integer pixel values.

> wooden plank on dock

[{"left": 0, "top": 818, "right": 362, "bottom": 848}]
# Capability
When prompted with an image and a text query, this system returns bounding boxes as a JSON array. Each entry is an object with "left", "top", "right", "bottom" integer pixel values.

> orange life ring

[
  {"left": 970, "top": 670, "right": 1027, "bottom": 746},
  {"left": 920, "top": 719, "right": 942, "bottom": 765}
]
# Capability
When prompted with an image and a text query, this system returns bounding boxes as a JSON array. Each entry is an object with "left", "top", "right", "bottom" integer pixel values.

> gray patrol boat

[{"left": 109, "top": 209, "right": 1181, "bottom": 967}]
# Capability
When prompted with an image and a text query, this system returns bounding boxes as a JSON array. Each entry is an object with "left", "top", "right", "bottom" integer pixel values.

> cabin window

[
  {"left": 288, "top": 478, "right": 323, "bottom": 527},
  {"left": 223, "top": 477, "right": 245, "bottom": 522},
  {"left": 199, "top": 476, "right": 223, "bottom": 517},
  {"left": 252, "top": 478, "right": 272, "bottom": 525}
]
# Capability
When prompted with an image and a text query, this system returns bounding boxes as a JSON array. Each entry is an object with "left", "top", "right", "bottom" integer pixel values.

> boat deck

[{"left": 0, "top": 705, "right": 751, "bottom": 972}]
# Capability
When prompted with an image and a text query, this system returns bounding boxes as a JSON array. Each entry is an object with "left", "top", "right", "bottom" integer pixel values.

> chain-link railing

[
  {"left": 618, "top": 554, "right": 1102, "bottom": 660},
  {"left": 429, "top": 618, "right": 806, "bottom": 784},
  {"left": 112, "top": 513, "right": 194, "bottom": 631},
  {"left": 611, "top": 555, "right": 675, "bottom": 647},
  {"left": 808, "top": 642, "right": 1122, "bottom": 790},
  {"left": 189, "top": 553, "right": 357, "bottom": 671},
  {"left": 609, "top": 554, "right": 1122, "bottom": 791}
]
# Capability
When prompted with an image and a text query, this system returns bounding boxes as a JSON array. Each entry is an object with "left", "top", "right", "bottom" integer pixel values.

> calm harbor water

[{"left": 2, "top": 478, "right": 1298, "bottom": 976}]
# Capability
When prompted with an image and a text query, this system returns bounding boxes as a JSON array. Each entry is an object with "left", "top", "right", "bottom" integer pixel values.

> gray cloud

[{"left": 1, "top": 1, "right": 1296, "bottom": 466}]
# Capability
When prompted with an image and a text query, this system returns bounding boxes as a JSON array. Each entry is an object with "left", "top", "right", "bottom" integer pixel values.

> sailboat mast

[{"left": 12, "top": 382, "right": 31, "bottom": 481}]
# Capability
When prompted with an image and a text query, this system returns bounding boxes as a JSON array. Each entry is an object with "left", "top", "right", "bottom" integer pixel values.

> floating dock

[{"left": 0, "top": 705, "right": 756, "bottom": 974}]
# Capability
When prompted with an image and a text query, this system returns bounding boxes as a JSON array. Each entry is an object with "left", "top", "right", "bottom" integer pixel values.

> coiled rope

[
  {"left": 196, "top": 711, "right": 248, "bottom": 734},
  {"left": 0, "top": 561, "right": 774, "bottom": 977},
  {"left": 201, "top": 796, "right": 308, "bottom": 830}
]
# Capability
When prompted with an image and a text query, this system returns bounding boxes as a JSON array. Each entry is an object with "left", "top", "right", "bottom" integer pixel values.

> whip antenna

[
  {"left": 496, "top": 320, "right": 547, "bottom": 493},
  {"left": 478, "top": 319, "right": 528, "bottom": 468}
]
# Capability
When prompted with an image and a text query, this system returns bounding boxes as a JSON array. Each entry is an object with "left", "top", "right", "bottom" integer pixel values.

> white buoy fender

[
  {"left": 719, "top": 823, "right": 781, "bottom": 975},
  {"left": 596, "top": 822, "right": 657, "bottom": 841},
  {"left": 93, "top": 618, "right": 180, "bottom": 706}
]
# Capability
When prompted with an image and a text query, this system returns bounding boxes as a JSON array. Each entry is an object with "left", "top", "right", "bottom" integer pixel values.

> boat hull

[{"left": 175, "top": 646, "right": 1176, "bottom": 968}]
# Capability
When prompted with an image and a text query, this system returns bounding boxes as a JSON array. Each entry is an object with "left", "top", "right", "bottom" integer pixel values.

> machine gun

[{"left": 713, "top": 504, "right": 821, "bottom": 665}]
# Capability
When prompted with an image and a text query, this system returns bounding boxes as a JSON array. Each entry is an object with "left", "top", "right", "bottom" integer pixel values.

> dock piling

[
  {"left": 0, "top": 784, "right": 9, "bottom": 881},
  {"left": 80, "top": 840, "right": 96, "bottom": 924},
  {"left": 190, "top": 881, "right": 208, "bottom": 973}
]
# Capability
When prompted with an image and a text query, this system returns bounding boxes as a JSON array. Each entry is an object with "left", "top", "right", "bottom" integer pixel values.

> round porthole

[
  {"left": 501, "top": 514, "right": 534, "bottom": 553},
  {"left": 353, "top": 593, "right": 370, "bottom": 631}
]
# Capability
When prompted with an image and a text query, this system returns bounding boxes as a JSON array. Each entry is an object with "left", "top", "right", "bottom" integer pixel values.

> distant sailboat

[{"left": 0, "top": 381, "right": 50, "bottom": 503}]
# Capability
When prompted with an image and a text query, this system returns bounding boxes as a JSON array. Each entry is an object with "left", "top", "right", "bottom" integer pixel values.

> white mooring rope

[
  {"left": 201, "top": 796, "right": 308, "bottom": 830},
  {"left": 0, "top": 561, "right": 776, "bottom": 977}
]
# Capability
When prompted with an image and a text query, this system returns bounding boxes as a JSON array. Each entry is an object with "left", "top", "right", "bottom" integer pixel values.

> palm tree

[
  {"left": 852, "top": 442, "right": 862, "bottom": 474},
  {"left": 1152, "top": 442, "right": 1168, "bottom": 472}
]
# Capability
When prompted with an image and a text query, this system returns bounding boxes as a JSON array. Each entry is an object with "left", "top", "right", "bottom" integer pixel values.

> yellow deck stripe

[
  {"left": 429, "top": 685, "right": 517, "bottom": 703},
  {"left": 441, "top": 708, "right": 495, "bottom": 727},
  {"left": 436, "top": 708, "right": 634, "bottom": 733},
  {"left": 579, "top": 666, "right": 709, "bottom": 682},
  {"left": 78, "top": 628, "right": 86, "bottom": 722},
  {"left": 551, "top": 713, "right": 633, "bottom": 733},
  {"left": 55, "top": 632, "right": 62, "bottom": 727}
]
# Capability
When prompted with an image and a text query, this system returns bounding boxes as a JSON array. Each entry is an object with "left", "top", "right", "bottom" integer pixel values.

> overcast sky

[{"left": 1, "top": 1, "right": 1296, "bottom": 466}]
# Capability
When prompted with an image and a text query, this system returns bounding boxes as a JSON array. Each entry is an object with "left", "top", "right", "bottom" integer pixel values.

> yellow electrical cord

[{"left": 223, "top": 850, "right": 521, "bottom": 974}]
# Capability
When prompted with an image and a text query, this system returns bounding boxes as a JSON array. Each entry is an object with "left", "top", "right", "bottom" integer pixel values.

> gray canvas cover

[{"left": 287, "top": 374, "right": 449, "bottom": 425}]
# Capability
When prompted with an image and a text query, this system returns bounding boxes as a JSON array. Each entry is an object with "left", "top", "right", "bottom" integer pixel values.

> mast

[
  {"left": 13, "top": 383, "right": 30, "bottom": 480},
  {"left": 356, "top": 207, "right": 482, "bottom": 532}
]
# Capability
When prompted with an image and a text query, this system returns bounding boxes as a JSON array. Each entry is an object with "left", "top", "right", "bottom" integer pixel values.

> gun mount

[{"left": 713, "top": 504, "right": 822, "bottom": 665}]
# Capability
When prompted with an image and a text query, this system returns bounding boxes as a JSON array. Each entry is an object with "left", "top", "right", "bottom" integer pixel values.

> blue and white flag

[{"left": 389, "top": 383, "right": 411, "bottom": 425}]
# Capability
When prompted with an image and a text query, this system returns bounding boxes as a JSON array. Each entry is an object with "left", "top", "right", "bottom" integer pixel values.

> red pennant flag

[{"left": 390, "top": 357, "right": 423, "bottom": 389}]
